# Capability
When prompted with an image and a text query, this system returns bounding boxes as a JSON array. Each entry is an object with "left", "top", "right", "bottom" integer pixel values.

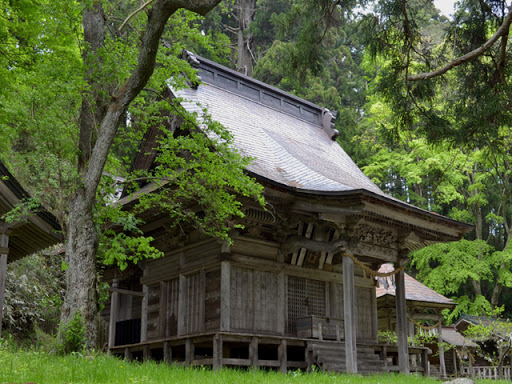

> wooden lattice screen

[{"left": 287, "top": 276, "right": 326, "bottom": 334}]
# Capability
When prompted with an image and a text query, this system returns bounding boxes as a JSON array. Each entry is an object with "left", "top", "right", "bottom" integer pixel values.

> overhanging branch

[{"left": 407, "top": 5, "right": 512, "bottom": 82}]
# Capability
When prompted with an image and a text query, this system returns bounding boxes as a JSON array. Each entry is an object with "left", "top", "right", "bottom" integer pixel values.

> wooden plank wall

[
  {"left": 146, "top": 285, "right": 160, "bottom": 340},
  {"left": 205, "top": 269, "right": 221, "bottom": 331},
  {"left": 355, "top": 287, "right": 374, "bottom": 341},
  {"left": 229, "top": 267, "right": 281, "bottom": 333}
]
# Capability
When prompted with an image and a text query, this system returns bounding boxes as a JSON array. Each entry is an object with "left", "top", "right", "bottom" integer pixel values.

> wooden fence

[{"left": 462, "top": 366, "right": 511, "bottom": 380}]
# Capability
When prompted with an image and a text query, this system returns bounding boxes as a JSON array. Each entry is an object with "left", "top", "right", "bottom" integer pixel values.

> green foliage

[
  {"left": 378, "top": 329, "right": 398, "bottom": 344},
  {"left": 3, "top": 251, "right": 64, "bottom": 339},
  {"left": 129, "top": 104, "right": 265, "bottom": 244},
  {"left": 59, "top": 311, "right": 87, "bottom": 355},
  {"left": 411, "top": 240, "right": 494, "bottom": 296},
  {"left": 462, "top": 312, "right": 512, "bottom": 369}
]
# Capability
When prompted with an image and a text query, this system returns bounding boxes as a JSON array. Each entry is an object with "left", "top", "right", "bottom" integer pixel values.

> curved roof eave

[{"left": 248, "top": 170, "right": 474, "bottom": 234}]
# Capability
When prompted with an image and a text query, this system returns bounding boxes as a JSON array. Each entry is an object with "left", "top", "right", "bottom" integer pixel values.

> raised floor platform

[{"left": 109, "top": 331, "right": 429, "bottom": 374}]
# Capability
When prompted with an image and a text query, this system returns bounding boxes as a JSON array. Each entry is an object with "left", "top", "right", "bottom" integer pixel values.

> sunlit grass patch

[{"left": 0, "top": 347, "right": 509, "bottom": 384}]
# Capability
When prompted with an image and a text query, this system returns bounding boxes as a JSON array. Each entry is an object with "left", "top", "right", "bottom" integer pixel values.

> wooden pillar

[
  {"left": 278, "top": 339, "right": 287, "bottom": 373},
  {"left": 438, "top": 323, "right": 446, "bottom": 378},
  {"left": 124, "top": 347, "right": 132, "bottom": 361},
  {"left": 185, "top": 338, "right": 194, "bottom": 366},
  {"left": 371, "top": 283, "right": 378, "bottom": 341},
  {"left": 163, "top": 341, "right": 172, "bottom": 364},
  {"left": 422, "top": 347, "right": 429, "bottom": 376},
  {"left": 0, "top": 232, "right": 8, "bottom": 340},
  {"left": 220, "top": 261, "right": 231, "bottom": 331},
  {"left": 468, "top": 349, "right": 475, "bottom": 379},
  {"left": 343, "top": 255, "right": 358, "bottom": 373},
  {"left": 140, "top": 285, "right": 149, "bottom": 342},
  {"left": 213, "top": 334, "right": 223, "bottom": 370},
  {"left": 249, "top": 337, "right": 258, "bottom": 370},
  {"left": 108, "top": 279, "right": 120, "bottom": 349},
  {"left": 453, "top": 348, "right": 458, "bottom": 377},
  {"left": 395, "top": 260, "right": 410, "bottom": 374}
]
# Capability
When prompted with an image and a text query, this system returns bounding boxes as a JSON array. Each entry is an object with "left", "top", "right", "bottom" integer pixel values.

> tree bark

[
  {"left": 234, "top": 0, "right": 256, "bottom": 76},
  {"left": 61, "top": 0, "right": 221, "bottom": 347}
]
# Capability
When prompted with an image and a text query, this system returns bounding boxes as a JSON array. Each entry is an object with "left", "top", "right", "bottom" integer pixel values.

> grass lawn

[{"left": 0, "top": 347, "right": 509, "bottom": 384}]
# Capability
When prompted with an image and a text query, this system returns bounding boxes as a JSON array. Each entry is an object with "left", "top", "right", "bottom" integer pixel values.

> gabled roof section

[
  {"left": 376, "top": 263, "right": 455, "bottom": 306},
  {"left": 0, "top": 161, "right": 61, "bottom": 262},
  {"left": 442, "top": 326, "right": 476, "bottom": 347},
  {"left": 174, "top": 51, "right": 386, "bottom": 195}
]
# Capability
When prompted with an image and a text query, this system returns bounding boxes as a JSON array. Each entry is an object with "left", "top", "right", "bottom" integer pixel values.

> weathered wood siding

[
  {"left": 180, "top": 271, "right": 206, "bottom": 335},
  {"left": 355, "top": 286, "right": 374, "bottom": 341},
  {"left": 165, "top": 279, "right": 179, "bottom": 336},
  {"left": 205, "top": 269, "right": 221, "bottom": 331},
  {"left": 229, "top": 266, "right": 280, "bottom": 333},
  {"left": 146, "top": 284, "right": 160, "bottom": 340}
]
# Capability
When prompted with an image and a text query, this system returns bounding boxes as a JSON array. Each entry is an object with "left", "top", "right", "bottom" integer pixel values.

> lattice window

[{"left": 287, "top": 276, "right": 325, "bottom": 334}]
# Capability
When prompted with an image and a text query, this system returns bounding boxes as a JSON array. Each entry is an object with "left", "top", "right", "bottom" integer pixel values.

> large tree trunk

[
  {"left": 61, "top": 192, "right": 99, "bottom": 347},
  {"left": 235, "top": 0, "right": 256, "bottom": 75},
  {"left": 60, "top": 0, "right": 222, "bottom": 347}
]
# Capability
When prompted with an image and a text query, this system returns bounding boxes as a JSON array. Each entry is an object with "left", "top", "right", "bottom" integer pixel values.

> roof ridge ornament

[{"left": 321, "top": 108, "right": 339, "bottom": 141}]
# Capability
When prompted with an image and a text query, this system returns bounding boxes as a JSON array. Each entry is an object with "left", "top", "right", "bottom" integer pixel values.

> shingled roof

[
  {"left": 376, "top": 263, "right": 455, "bottom": 306},
  {"left": 175, "top": 52, "right": 384, "bottom": 195},
  {"left": 0, "top": 161, "right": 61, "bottom": 262},
  {"left": 126, "top": 52, "right": 472, "bottom": 242}
]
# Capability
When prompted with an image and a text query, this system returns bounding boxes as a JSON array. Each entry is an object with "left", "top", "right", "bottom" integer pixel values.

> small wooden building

[
  {"left": 106, "top": 52, "right": 472, "bottom": 374},
  {"left": 455, "top": 315, "right": 512, "bottom": 380},
  {"left": 0, "top": 161, "right": 62, "bottom": 338},
  {"left": 376, "top": 264, "right": 456, "bottom": 376}
]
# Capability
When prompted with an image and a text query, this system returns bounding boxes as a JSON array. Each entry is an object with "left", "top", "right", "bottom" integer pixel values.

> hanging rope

[
  {"left": 409, "top": 317, "right": 443, "bottom": 330},
  {"left": 341, "top": 251, "right": 406, "bottom": 280}
]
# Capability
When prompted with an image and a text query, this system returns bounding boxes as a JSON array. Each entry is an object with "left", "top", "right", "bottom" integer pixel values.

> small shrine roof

[{"left": 376, "top": 263, "right": 455, "bottom": 306}]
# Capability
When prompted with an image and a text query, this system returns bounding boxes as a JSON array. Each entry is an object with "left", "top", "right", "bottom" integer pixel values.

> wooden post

[
  {"left": 220, "top": 261, "right": 231, "bottom": 331},
  {"left": 278, "top": 339, "right": 287, "bottom": 373},
  {"left": 108, "top": 279, "right": 120, "bottom": 349},
  {"left": 0, "top": 232, "right": 8, "bottom": 340},
  {"left": 453, "top": 348, "right": 458, "bottom": 377},
  {"left": 163, "top": 341, "right": 172, "bottom": 364},
  {"left": 371, "top": 283, "right": 378, "bottom": 342},
  {"left": 213, "top": 334, "right": 223, "bottom": 370},
  {"left": 438, "top": 323, "right": 446, "bottom": 378},
  {"left": 383, "top": 345, "right": 388, "bottom": 370},
  {"left": 422, "top": 348, "right": 429, "bottom": 376},
  {"left": 185, "top": 338, "right": 194, "bottom": 366},
  {"left": 140, "top": 285, "right": 149, "bottom": 342},
  {"left": 468, "top": 350, "right": 475, "bottom": 379},
  {"left": 395, "top": 260, "right": 410, "bottom": 374},
  {"left": 124, "top": 347, "right": 132, "bottom": 361},
  {"left": 249, "top": 337, "right": 259, "bottom": 370},
  {"left": 143, "top": 344, "right": 150, "bottom": 361},
  {"left": 343, "top": 255, "right": 358, "bottom": 373}
]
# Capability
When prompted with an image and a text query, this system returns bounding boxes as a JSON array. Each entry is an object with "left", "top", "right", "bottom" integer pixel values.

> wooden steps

[{"left": 308, "top": 342, "right": 385, "bottom": 373}]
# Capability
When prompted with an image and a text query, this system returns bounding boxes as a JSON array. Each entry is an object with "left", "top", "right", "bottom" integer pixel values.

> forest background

[{"left": 2, "top": 0, "right": 512, "bottom": 343}]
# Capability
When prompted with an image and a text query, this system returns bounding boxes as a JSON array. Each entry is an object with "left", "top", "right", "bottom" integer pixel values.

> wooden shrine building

[
  {"left": 106, "top": 52, "right": 473, "bottom": 374},
  {"left": 0, "top": 161, "right": 62, "bottom": 338}
]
